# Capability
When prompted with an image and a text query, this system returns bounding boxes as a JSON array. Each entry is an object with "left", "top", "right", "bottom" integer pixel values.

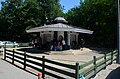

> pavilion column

[
  {"left": 54, "top": 31, "right": 58, "bottom": 39},
  {"left": 67, "top": 32, "right": 70, "bottom": 46},
  {"left": 39, "top": 32, "right": 42, "bottom": 44},
  {"left": 76, "top": 34, "right": 79, "bottom": 45},
  {"left": 51, "top": 32, "right": 54, "bottom": 40},
  {"left": 40, "top": 32, "right": 43, "bottom": 44}
]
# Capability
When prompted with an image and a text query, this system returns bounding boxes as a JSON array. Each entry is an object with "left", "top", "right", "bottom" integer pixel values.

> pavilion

[{"left": 26, "top": 17, "right": 93, "bottom": 49}]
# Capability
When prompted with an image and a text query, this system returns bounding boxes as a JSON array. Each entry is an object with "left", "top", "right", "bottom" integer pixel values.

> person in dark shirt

[{"left": 80, "top": 38, "right": 85, "bottom": 51}]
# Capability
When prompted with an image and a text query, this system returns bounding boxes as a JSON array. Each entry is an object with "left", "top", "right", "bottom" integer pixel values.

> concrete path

[
  {"left": 92, "top": 63, "right": 120, "bottom": 79},
  {"left": 0, "top": 59, "right": 37, "bottom": 79}
]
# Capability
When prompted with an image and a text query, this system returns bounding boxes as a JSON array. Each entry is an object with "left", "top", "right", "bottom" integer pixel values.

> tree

[
  {"left": 37, "top": 0, "right": 64, "bottom": 25},
  {"left": 65, "top": 0, "right": 117, "bottom": 48},
  {"left": 0, "top": 0, "right": 64, "bottom": 42}
]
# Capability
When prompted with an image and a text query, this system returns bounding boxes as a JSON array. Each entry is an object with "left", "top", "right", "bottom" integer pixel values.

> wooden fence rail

[
  {"left": 4, "top": 48, "right": 118, "bottom": 79},
  {"left": 4, "top": 49, "right": 76, "bottom": 79},
  {"left": 78, "top": 50, "right": 118, "bottom": 79}
]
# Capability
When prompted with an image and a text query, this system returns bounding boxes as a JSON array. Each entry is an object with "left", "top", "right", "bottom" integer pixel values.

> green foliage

[
  {"left": 0, "top": 0, "right": 116, "bottom": 48},
  {"left": 65, "top": 0, "right": 117, "bottom": 48},
  {"left": 0, "top": 0, "right": 63, "bottom": 42},
  {"left": 37, "top": 0, "right": 64, "bottom": 24}
]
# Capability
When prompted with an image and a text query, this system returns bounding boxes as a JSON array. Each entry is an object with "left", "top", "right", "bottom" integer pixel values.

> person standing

[
  {"left": 58, "top": 41, "right": 61, "bottom": 50},
  {"left": 62, "top": 39, "right": 66, "bottom": 50},
  {"left": 32, "top": 39, "right": 35, "bottom": 47},
  {"left": 80, "top": 38, "right": 85, "bottom": 51},
  {"left": 34, "top": 38, "right": 38, "bottom": 48}
]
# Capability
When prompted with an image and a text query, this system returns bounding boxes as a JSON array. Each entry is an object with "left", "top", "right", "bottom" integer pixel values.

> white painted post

[
  {"left": 2, "top": 47, "right": 5, "bottom": 59},
  {"left": 76, "top": 33, "right": 79, "bottom": 44},
  {"left": 40, "top": 32, "right": 41, "bottom": 37},
  {"left": 41, "top": 33, "right": 44, "bottom": 44},
  {"left": 67, "top": 32, "right": 70, "bottom": 46},
  {"left": 51, "top": 31, "right": 53, "bottom": 40}
]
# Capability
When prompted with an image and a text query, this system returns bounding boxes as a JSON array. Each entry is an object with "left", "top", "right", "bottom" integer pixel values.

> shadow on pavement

[{"left": 106, "top": 67, "right": 120, "bottom": 79}]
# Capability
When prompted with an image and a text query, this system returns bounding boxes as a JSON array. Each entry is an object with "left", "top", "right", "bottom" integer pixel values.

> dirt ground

[
  {"left": 13, "top": 47, "right": 110, "bottom": 65},
  {"left": 2, "top": 47, "right": 117, "bottom": 79},
  {"left": 2, "top": 47, "right": 112, "bottom": 65}
]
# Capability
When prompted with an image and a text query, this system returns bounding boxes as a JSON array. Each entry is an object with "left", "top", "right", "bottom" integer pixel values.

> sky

[
  {"left": 60, "top": 0, "right": 80, "bottom": 13},
  {"left": 0, "top": 0, "right": 80, "bottom": 13},
  {"left": 0, "top": 0, "right": 5, "bottom": 9}
]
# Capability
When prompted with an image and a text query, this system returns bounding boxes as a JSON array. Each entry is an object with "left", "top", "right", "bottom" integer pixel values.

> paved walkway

[
  {"left": 92, "top": 63, "right": 120, "bottom": 79},
  {"left": 0, "top": 59, "right": 37, "bottom": 79}
]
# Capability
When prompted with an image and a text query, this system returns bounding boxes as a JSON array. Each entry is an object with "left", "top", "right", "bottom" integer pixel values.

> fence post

[
  {"left": 12, "top": 49, "right": 15, "bottom": 64},
  {"left": 42, "top": 56, "right": 45, "bottom": 79},
  {"left": 4, "top": 47, "right": 6, "bottom": 60},
  {"left": 93, "top": 56, "right": 96, "bottom": 76},
  {"left": 111, "top": 52, "right": 113, "bottom": 64},
  {"left": 24, "top": 51, "right": 26, "bottom": 70},
  {"left": 104, "top": 53, "right": 106, "bottom": 69},
  {"left": 75, "top": 62, "right": 79, "bottom": 79}
]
